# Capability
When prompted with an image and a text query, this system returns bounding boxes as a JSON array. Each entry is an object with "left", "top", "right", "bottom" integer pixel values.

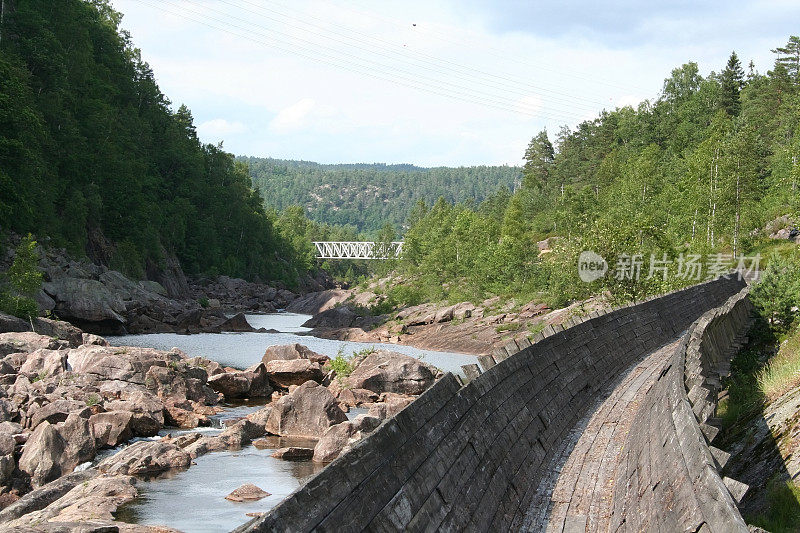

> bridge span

[
  {"left": 238, "top": 276, "right": 752, "bottom": 532},
  {"left": 313, "top": 241, "right": 403, "bottom": 260}
]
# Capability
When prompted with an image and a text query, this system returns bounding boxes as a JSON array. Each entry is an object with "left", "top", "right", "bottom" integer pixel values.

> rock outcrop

[
  {"left": 265, "top": 381, "right": 347, "bottom": 438},
  {"left": 344, "top": 350, "right": 439, "bottom": 395}
]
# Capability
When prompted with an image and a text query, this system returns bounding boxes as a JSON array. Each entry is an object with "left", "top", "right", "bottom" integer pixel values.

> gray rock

[{"left": 265, "top": 381, "right": 347, "bottom": 438}]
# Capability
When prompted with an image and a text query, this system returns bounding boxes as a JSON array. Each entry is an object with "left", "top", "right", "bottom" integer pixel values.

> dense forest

[
  {"left": 0, "top": 0, "right": 311, "bottom": 285},
  {"left": 384, "top": 41, "right": 800, "bottom": 308},
  {"left": 242, "top": 157, "right": 520, "bottom": 234}
]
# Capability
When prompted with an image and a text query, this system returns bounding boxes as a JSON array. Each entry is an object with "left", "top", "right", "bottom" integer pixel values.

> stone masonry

[{"left": 236, "top": 276, "right": 749, "bottom": 532}]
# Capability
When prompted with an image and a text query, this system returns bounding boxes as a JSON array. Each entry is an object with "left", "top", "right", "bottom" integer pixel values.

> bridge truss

[{"left": 313, "top": 241, "right": 404, "bottom": 260}]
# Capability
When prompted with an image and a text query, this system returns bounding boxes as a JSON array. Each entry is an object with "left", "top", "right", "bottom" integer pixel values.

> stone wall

[
  {"left": 609, "top": 286, "right": 753, "bottom": 532},
  {"left": 237, "top": 276, "right": 748, "bottom": 532}
]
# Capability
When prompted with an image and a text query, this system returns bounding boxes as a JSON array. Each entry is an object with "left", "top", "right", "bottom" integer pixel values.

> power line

[
  {"left": 131, "top": 0, "right": 574, "bottom": 121},
  {"left": 341, "top": 0, "right": 651, "bottom": 94},
  {"left": 176, "top": 0, "right": 591, "bottom": 120},
  {"left": 215, "top": 0, "right": 607, "bottom": 112},
  {"left": 133, "top": 0, "right": 589, "bottom": 122}
]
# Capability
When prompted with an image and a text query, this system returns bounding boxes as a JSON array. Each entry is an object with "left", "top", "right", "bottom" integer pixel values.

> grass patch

[
  {"left": 758, "top": 324, "right": 800, "bottom": 402},
  {"left": 495, "top": 322, "right": 521, "bottom": 333},
  {"left": 747, "top": 477, "right": 800, "bottom": 533}
]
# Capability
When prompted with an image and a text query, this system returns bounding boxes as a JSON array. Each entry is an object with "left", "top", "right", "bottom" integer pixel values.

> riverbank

[
  {"left": 0, "top": 312, "right": 473, "bottom": 531},
  {"left": 287, "top": 285, "right": 610, "bottom": 356}
]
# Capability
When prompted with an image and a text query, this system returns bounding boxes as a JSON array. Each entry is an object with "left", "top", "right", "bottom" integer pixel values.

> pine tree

[
  {"left": 771, "top": 35, "right": 800, "bottom": 83},
  {"left": 522, "top": 130, "right": 555, "bottom": 191},
  {"left": 720, "top": 52, "right": 745, "bottom": 116}
]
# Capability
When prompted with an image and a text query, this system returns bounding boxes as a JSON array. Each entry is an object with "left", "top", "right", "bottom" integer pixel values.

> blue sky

[{"left": 111, "top": 0, "right": 799, "bottom": 166}]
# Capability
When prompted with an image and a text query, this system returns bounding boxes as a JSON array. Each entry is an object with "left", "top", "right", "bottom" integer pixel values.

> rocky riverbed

[{"left": 0, "top": 313, "right": 448, "bottom": 531}]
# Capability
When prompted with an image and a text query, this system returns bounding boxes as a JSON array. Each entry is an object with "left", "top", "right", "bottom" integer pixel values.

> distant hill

[{"left": 240, "top": 157, "right": 521, "bottom": 233}]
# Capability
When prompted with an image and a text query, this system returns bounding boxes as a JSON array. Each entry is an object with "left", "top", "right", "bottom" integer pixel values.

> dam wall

[
  {"left": 609, "top": 286, "right": 752, "bottom": 532},
  {"left": 238, "top": 276, "right": 749, "bottom": 532}
]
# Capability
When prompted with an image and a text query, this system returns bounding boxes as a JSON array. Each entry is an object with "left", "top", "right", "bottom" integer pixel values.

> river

[{"left": 106, "top": 312, "right": 477, "bottom": 532}]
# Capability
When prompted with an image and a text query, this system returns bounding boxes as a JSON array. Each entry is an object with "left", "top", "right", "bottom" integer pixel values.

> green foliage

[
  {"left": 197, "top": 297, "right": 209, "bottom": 308},
  {"left": 0, "top": 235, "right": 42, "bottom": 319},
  {"left": 747, "top": 478, "right": 800, "bottom": 533},
  {"left": 0, "top": 1, "right": 313, "bottom": 286},
  {"left": 750, "top": 251, "right": 800, "bottom": 330},
  {"left": 327, "top": 353, "right": 355, "bottom": 382},
  {"left": 242, "top": 157, "right": 521, "bottom": 233},
  {"left": 394, "top": 39, "right": 800, "bottom": 307}
]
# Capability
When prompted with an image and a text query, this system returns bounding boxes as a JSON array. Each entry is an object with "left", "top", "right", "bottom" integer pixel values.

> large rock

[
  {"left": 265, "top": 381, "right": 347, "bottom": 438},
  {"left": 31, "top": 317, "right": 84, "bottom": 347},
  {"left": 90, "top": 411, "right": 135, "bottom": 447},
  {"left": 226, "top": 483, "right": 271, "bottom": 502},
  {"left": 207, "top": 363, "right": 271, "bottom": 399},
  {"left": 217, "top": 312, "right": 254, "bottom": 332},
  {"left": 100, "top": 383, "right": 165, "bottom": 436},
  {"left": 0, "top": 331, "right": 67, "bottom": 357},
  {"left": 28, "top": 399, "right": 87, "bottom": 429},
  {"left": 345, "top": 350, "right": 438, "bottom": 395},
  {"left": 301, "top": 306, "right": 358, "bottom": 329},
  {"left": 312, "top": 414, "right": 382, "bottom": 462},
  {"left": 19, "top": 348, "right": 68, "bottom": 378},
  {"left": 18, "top": 422, "right": 66, "bottom": 487},
  {"left": 42, "top": 277, "right": 127, "bottom": 324},
  {"left": 266, "top": 359, "right": 324, "bottom": 389},
  {"left": 98, "top": 439, "right": 191, "bottom": 475},
  {"left": 263, "top": 343, "right": 328, "bottom": 365},
  {"left": 367, "top": 394, "right": 415, "bottom": 419},
  {"left": 68, "top": 344, "right": 180, "bottom": 384},
  {"left": 58, "top": 412, "right": 96, "bottom": 471},
  {"left": 5, "top": 473, "right": 138, "bottom": 527},
  {"left": 0, "top": 424, "right": 16, "bottom": 488},
  {"left": 0, "top": 312, "right": 30, "bottom": 334}
]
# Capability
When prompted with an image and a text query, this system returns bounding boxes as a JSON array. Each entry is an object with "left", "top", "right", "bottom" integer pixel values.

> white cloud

[
  {"left": 197, "top": 118, "right": 247, "bottom": 138},
  {"left": 110, "top": 0, "right": 795, "bottom": 165}
]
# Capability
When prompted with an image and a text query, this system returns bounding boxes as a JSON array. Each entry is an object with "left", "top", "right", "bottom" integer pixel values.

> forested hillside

[
  {"left": 0, "top": 0, "right": 310, "bottom": 284},
  {"left": 242, "top": 157, "right": 520, "bottom": 233},
  {"left": 389, "top": 42, "right": 800, "bottom": 307}
]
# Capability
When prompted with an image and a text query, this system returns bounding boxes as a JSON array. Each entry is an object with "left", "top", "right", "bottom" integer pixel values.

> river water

[{"left": 107, "top": 313, "right": 477, "bottom": 532}]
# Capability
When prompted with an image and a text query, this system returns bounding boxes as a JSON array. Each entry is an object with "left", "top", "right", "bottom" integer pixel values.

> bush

[
  {"left": 0, "top": 235, "right": 42, "bottom": 319},
  {"left": 750, "top": 251, "right": 800, "bottom": 331}
]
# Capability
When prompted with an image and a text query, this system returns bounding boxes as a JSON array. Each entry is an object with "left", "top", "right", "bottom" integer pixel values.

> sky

[{"left": 111, "top": 0, "right": 800, "bottom": 167}]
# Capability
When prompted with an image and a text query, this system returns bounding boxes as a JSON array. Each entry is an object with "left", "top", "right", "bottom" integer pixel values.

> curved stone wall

[
  {"left": 609, "top": 286, "right": 753, "bottom": 532},
  {"left": 237, "top": 277, "right": 748, "bottom": 532}
]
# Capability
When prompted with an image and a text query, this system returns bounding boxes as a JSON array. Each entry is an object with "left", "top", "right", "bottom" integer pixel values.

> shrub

[
  {"left": 0, "top": 234, "right": 42, "bottom": 319},
  {"left": 750, "top": 251, "right": 800, "bottom": 331}
]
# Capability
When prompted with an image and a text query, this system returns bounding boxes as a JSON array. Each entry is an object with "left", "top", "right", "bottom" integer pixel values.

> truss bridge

[{"left": 313, "top": 241, "right": 403, "bottom": 260}]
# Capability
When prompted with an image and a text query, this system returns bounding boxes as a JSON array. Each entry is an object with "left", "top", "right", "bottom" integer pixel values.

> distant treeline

[{"left": 241, "top": 156, "right": 521, "bottom": 234}]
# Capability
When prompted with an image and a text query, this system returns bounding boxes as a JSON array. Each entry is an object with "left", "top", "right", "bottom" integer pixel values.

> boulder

[
  {"left": 5, "top": 474, "right": 138, "bottom": 527},
  {"left": 245, "top": 405, "right": 273, "bottom": 429},
  {"left": 217, "top": 312, "right": 254, "bottom": 332},
  {"left": 82, "top": 333, "right": 109, "bottom": 346},
  {"left": 98, "top": 439, "right": 191, "bottom": 475},
  {"left": 58, "top": 412, "right": 96, "bottom": 471},
  {"left": 265, "top": 359, "right": 324, "bottom": 389},
  {"left": 19, "top": 422, "right": 66, "bottom": 487},
  {"left": 68, "top": 344, "right": 179, "bottom": 384},
  {"left": 90, "top": 411, "right": 135, "bottom": 447},
  {"left": 42, "top": 277, "right": 127, "bottom": 324},
  {"left": 225, "top": 483, "right": 271, "bottom": 502},
  {"left": 345, "top": 350, "right": 438, "bottom": 395},
  {"left": 100, "top": 384, "right": 164, "bottom": 436},
  {"left": 19, "top": 348, "right": 68, "bottom": 377},
  {"left": 31, "top": 317, "right": 84, "bottom": 347},
  {"left": 265, "top": 381, "right": 347, "bottom": 438},
  {"left": 263, "top": 344, "right": 328, "bottom": 365},
  {"left": 163, "top": 398, "right": 205, "bottom": 429},
  {"left": 301, "top": 306, "right": 358, "bottom": 329},
  {"left": 0, "top": 424, "right": 16, "bottom": 488},
  {"left": 312, "top": 414, "right": 382, "bottom": 462},
  {"left": 0, "top": 312, "right": 30, "bottom": 334},
  {"left": 28, "top": 399, "right": 88, "bottom": 429},
  {"left": 271, "top": 447, "right": 314, "bottom": 460},
  {"left": 207, "top": 364, "right": 271, "bottom": 399},
  {"left": 0, "top": 331, "right": 67, "bottom": 358},
  {"left": 367, "top": 394, "right": 415, "bottom": 419}
]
